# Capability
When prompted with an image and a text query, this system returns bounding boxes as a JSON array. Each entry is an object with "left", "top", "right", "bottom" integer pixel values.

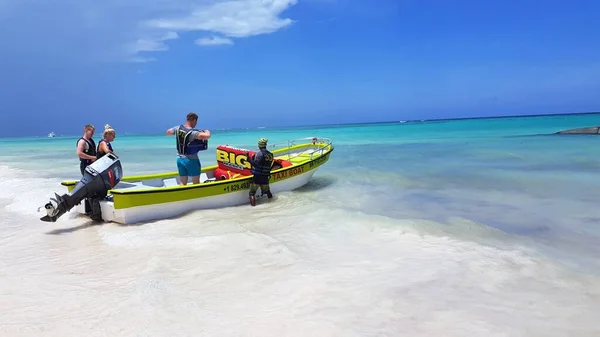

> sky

[{"left": 0, "top": 0, "right": 599, "bottom": 137}]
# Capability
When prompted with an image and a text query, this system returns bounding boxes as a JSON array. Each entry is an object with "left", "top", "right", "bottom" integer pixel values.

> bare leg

[
  {"left": 191, "top": 175, "right": 200, "bottom": 184},
  {"left": 179, "top": 176, "right": 188, "bottom": 186}
]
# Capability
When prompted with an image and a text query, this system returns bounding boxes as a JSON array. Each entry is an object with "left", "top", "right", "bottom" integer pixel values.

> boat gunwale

[{"left": 61, "top": 141, "right": 334, "bottom": 195}]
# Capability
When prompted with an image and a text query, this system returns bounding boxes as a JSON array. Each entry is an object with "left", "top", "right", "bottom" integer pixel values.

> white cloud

[
  {"left": 146, "top": 0, "right": 298, "bottom": 37},
  {"left": 131, "top": 56, "right": 158, "bottom": 63},
  {"left": 131, "top": 31, "right": 180, "bottom": 53},
  {"left": 127, "top": 0, "right": 298, "bottom": 61},
  {"left": 0, "top": 0, "right": 298, "bottom": 63},
  {"left": 195, "top": 36, "right": 234, "bottom": 46}
]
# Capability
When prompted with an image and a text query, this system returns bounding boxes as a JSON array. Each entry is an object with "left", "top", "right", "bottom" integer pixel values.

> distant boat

[{"left": 48, "top": 132, "right": 56, "bottom": 138}]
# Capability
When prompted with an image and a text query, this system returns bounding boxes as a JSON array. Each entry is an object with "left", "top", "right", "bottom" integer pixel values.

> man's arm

[
  {"left": 247, "top": 151, "right": 262, "bottom": 167},
  {"left": 76, "top": 139, "right": 96, "bottom": 161},
  {"left": 195, "top": 129, "right": 211, "bottom": 140},
  {"left": 166, "top": 126, "right": 178, "bottom": 135}
]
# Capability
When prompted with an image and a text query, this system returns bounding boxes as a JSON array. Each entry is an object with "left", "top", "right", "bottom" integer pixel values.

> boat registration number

[{"left": 224, "top": 182, "right": 250, "bottom": 192}]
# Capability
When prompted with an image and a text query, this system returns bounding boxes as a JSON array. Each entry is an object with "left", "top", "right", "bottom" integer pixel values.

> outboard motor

[{"left": 39, "top": 153, "right": 123, "bottom": 223}]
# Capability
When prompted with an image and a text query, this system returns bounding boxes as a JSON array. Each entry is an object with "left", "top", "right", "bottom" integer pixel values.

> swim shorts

[
  {"left": 252, "top": 174, "right": 270, "bottom": 185},
  {"left": 176, "top": 157, "right": 201, "bottom": 177}
]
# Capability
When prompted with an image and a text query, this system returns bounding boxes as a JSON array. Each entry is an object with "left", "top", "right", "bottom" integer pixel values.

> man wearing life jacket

[
  {"left": 166, "top": 112, "right": 211, "bottom": 185},
  {"left": 246, "top": 138, "right": 274, "bottom": 206},
  {"left": 76, "top": 124, "right": 97, "bottom": 175}
]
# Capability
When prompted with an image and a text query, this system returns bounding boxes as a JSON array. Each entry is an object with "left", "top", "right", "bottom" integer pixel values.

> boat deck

[
  {"left": 111, "top": 174, "right": 213, "bottom": 192},
  {"left": 275, "top": 148, "right": 324, "bottom": 164},
  {"left": 109, "top": 145, "right": 328, "bottom": 193}
]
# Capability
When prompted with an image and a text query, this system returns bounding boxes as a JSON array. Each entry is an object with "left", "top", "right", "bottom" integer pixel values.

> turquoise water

[{"left": 1, "top": 113, "right": 600, "bottom": 336}]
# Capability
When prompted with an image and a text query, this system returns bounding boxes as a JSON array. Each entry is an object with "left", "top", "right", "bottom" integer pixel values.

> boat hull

[{"left": 98, "top": 168, "right": 317, "bottom": 224}]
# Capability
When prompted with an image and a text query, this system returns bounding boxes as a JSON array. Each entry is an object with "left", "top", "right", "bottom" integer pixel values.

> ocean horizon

[
  {"left": 3, "top": 110, "right": 600, "bottom": 140},
  {"left": 1, "top": 111, "right": 600, "bottom": 336}
]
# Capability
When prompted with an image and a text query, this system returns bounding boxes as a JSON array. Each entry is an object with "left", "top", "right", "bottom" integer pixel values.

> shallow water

[{"left": 1, "top": 114, "right": 600, "bottom": 336}]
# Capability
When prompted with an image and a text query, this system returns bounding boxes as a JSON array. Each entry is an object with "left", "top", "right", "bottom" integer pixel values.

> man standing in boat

[
  {"left": 166, "top": 112, "right": 211, "bottom": 185},
  {"left": 76, "top": 124, "right": 97, "bottom": 175},
  {"left": 246, "top": 138, "right": 274, "bottom": 206},
  {"left": 75, "top": 124, "right": 97, "bottom": 217}
]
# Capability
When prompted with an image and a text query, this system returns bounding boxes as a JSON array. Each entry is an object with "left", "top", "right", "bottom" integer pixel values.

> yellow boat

[{"left": 56, "top": 137, "right": 334, "bottom": 225}]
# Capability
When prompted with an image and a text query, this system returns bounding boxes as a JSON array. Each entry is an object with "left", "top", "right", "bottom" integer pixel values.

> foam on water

[
  {"left": 2, "top": 191, "right": 600, "bottom": 336},
  {"left": 2, "top": 115, "right": 600, "bottom": 336}
]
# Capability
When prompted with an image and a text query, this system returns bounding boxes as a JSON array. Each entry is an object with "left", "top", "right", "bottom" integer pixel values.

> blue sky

[{"left": 0, "top": 0, "right": 599, "bottom": 137}]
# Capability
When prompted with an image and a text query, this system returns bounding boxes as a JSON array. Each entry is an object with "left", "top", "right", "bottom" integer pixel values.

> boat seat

[
  {"left": 163, "top": 178, "right": 179, "bottom": 187},
  {"left": 113, "top": 181, "right": 139, "bottom": 189},
  {"left": 111, "top": 181, "right": 153, "bottom": 191},
  {"left": 142, "top": 178, "right": 165, "bottom": 188},
  {"left": 161, "top": 173, "right": 210, "bottom": 187}
]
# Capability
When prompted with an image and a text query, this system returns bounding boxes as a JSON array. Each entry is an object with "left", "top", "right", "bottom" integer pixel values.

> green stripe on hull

[{"left": 112, "top": 151, "right": 332, "bottom": 209}]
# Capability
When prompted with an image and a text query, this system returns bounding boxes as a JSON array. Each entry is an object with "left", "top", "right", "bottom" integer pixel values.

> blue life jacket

[
  {"left": 77, "top": 137, "right": 96, "bottom": 165},
  {"left": 96, "top": 139, "right": 113, "bottom": 159},
  {"left": 176, "top": 125, "right": 208, "bottom": 155},
  {"left": 251, "top": 148, "right": 274, "bottom": 176}
]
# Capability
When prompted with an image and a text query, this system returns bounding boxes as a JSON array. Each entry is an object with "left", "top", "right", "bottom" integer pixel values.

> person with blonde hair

[{"left": 96, "top": 124, "right": 117, "bottom": 159}]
